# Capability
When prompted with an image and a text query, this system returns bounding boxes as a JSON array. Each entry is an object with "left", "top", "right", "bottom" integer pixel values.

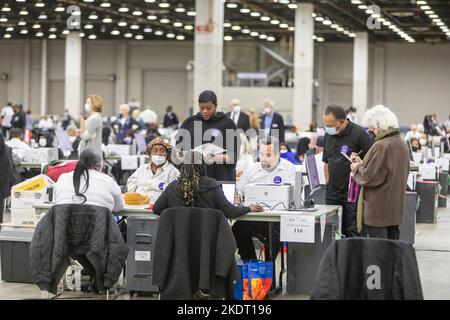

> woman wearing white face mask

[
  {"left": 126, "top": 137, "right": 180, "bottom": 204},
  {"left": 78, "top": 95, "right": 103, "bottom": 156}
]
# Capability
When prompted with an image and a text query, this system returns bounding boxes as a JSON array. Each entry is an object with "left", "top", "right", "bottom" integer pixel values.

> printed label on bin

[
  {"left": 273, "top": 176, "right": 282, "bottom": 184},
  {"left": 135, "top": 251, "right": 151, "bottom": 262}
]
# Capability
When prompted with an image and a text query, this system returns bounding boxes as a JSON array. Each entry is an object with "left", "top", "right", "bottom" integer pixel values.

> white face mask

[
  {"left": 152, "top": 155, "right": 167, "bottom": 166},
  {"left": 39, "top": 139, "right": 47, "bottom": 147},
  {"left": 419, "top": 139, "right": 427, "bottom": 146},
  {"left": 233, "top": 105, "right": 241, "bottom": 113},
  {"left": 263, "top": 107, "right": 271, "bottom": 115},
  {"left": 84, "top": 103, "right": 91, "bottom": 113},
  {"left": 68, "top": 136, "right": 76, "bottom": 143}
]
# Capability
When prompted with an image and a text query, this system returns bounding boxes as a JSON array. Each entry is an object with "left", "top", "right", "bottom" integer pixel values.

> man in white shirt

[
  {"left": 1, "top": 103, "right": 14, "bottom": 140},
  {"left": 6, "top": 128, "right": 30, "bottom": 150},
  {"left": 233, "top": 136, "right": 295, "bottom": 261},
  {"left": 236, "top": 138, "right": 296, "bottom": 198}
]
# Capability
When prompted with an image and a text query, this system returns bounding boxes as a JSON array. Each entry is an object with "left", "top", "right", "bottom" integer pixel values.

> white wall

[
  {"left": 315, "top": 42, "right": 450, "bottom": 126},
  {"left": 0, "top": 40, "right": 449, "bottom": 127},
  {"left": 384, "top": 43, "right": 450, "bottom": 125}
]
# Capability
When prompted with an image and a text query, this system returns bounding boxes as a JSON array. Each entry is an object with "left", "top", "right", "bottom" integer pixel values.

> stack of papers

[{"left": 192, "top": 143, "right": 226, "bottom": 157}]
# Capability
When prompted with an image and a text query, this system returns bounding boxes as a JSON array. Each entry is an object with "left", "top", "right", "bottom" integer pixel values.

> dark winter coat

[
  {"left": 30, "top": 204, "right": 129, "bottom": 294},
  {"left": 153, "top": 207, "right": 240, "bottom": 300}
]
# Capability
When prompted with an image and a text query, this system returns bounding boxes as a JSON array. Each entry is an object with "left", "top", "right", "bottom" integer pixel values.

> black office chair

[
  {"left": 310, "top": 238, "right": 423, "bottom": 300},
  {"left": 30, "top": 203, "right": 129, "bottom": 298},
  {"left": 152, "top": 207, "right": 240, "bottom": 300}
]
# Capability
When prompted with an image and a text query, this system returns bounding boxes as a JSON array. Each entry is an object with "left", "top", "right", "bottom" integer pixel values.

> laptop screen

[{"left": 219, "top": 182, "right": 236, "bottom": 205}]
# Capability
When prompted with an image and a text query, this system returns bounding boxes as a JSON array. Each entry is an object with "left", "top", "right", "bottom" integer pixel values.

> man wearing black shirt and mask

[
  {"left": 176, "top": 90, "right": 239, "bottom": 181},
  {"left": 322, "top": 105, "right": 372, "bottom": 237}
]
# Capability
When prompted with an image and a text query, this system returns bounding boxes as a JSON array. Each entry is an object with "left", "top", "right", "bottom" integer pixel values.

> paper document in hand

[{"left": 192, "top": 143, "right": 226, "bottom": 156}]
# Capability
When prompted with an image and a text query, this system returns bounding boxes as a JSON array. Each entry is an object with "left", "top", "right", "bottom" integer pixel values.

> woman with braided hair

[{"left": 153, "top": 151, "right": 263, "bottom": 218}]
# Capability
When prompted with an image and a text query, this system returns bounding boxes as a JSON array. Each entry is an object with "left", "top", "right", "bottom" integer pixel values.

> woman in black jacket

[
  {"left": 11, "top": 105, "right": 26, "bottom": 132},
  {"left": 153, "top": 152, "right": 263, "bottom": 218}
]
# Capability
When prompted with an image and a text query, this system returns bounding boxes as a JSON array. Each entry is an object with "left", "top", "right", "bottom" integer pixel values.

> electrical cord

[{"left": 256, "top": 201, "right": 290, "bottom": 211}]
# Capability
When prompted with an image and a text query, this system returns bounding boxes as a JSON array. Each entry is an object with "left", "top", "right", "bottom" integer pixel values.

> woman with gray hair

[{"left": 350, "top": 105, "right": 410, "bottom": 240}]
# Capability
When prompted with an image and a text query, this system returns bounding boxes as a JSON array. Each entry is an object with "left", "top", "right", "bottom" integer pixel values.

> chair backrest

[
  {"left": 310, "top": 238, "right": 423, "bottom": 300},
  {"left": 153, "top": 207, "right": 238, "bottom": 300}
]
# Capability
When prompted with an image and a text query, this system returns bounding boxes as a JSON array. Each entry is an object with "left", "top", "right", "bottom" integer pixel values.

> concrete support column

[
  {"left": 115, "top": 42, "right": 128, "bottom": 107},
  {"left": 194, "top": 0, "right": 224, "bottom": 101},
  {"left": 65, "top": 32, "right": 83, "bottom": 119},
  {"left": 22, "top": 42, "right": 31, "bottom": 111},
  {"left": 352, "top": 32, "right": 369, "bottom": 122},
  {"left": 372, "top": 45, "right": 385, "bottom": 106},
  {"left": 40, "top": 40, "right": 48, "bottom": 116},
  {"left": 293, "top": 3, "right": 314, "bottom": 130}
]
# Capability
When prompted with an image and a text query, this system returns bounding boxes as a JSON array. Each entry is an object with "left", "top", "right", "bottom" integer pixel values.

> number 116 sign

[{"left": 280, "top": 215, "right": 316, "bottom": 243}]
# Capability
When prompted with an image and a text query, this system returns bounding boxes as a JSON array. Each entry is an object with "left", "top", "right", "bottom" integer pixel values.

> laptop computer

[{"left": 218, "top": 181, "right": 236, "bottom": 205}]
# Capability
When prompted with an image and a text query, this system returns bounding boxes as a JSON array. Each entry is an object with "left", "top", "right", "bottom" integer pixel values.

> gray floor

[{"left": 1, "top": 197, "right": 450, "bottom": 300}]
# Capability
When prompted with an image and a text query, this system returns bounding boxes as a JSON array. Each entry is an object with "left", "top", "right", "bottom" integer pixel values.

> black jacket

[
  {"left": 310, "top": 238, "right": 423, "bottom": 300},
  {"left": 152, "top": 207, "right": 240, "bottom": 300},
  {"left": 30, "top": 204, "right": 129, "bottom": 294},
  {"left": 153, "top": 176, "right": 250, "bottom": 218},
  {"left": 260, "top": 112, "right": 285, "bottom": 143},
  {"left": 226, "top": 111, "right": 250, "bottom": 133},
  {"left": 11, "top": 113, "right": 26, "bottom": 131},
  {"left": 163, "top": 112, "right": 179, "bottom": 128},
  {"left": 0, "top": 133, "right": 13, "bottom": 199},
  {"left": 177, "top": 112, "right": 238, "bottom": 181}
]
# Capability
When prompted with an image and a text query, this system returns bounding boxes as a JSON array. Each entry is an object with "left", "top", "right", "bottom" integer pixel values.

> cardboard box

[
  {"left": 10, "top": 191, "right": 47, "bottom": 209},
  {"left": 12, "top": 174, "right": 55, "bottom": 192},
  {"left": 11, "top": 175, "right": 54, "bottom": 209},
  {"left": 10, "top": 208, "right": 37, "bottom": 226},
  {"left": 21, "top": 148, "right": 58, "bottom": 164}
]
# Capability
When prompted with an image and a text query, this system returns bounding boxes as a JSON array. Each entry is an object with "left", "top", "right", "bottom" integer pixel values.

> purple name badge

[
  {"left": 212, "top": 129, "right": 221, "bottom": 137},
  {"left": 340, "top": 145, "right": 349, "bottom": 154},
  {"left": 158, "top": 182, "right": 165, "bottom": 190},
  {"left": 273, "top": 176, "right": 282, "bottom": 184}
]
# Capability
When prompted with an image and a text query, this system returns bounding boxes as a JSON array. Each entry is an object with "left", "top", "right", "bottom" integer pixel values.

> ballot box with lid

[
  {"left": 438, "top": 172, "right": 448, "bottom": 208},
  {"left": 0, "top": 228, "right": 34, "bottom": 283},
  {"left": 126, "top": 216, "right": 160, "bottom": 295},
  {"left": 416, "top": 181, "right": 439, "bottom": 224},
  {"left": 400, "top": 192, "right": 417, "bottom": 244}
]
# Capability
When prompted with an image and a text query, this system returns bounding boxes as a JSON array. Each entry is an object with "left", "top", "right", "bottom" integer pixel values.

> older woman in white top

[
  {"left": 127, "top": 137, "right": 179, "bottom": 204},
  {"left": 55, "top": 148, "right": 124, "bottom": 212},
  {"left": 78, "top": 94, "right": 103, "bottom": 155}
]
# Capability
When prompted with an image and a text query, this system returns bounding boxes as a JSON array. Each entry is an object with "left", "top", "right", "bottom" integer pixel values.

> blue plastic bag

[{"left": 233, "top": 260, "right": 273, "bottom": 300}]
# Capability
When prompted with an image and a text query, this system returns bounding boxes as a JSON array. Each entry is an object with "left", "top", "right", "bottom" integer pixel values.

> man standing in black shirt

[{"left": 322, "top": 105, "right": 372, "bottom": 237}]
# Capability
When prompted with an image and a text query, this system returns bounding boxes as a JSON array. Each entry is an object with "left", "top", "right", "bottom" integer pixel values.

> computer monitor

[
  {"left": 406, "top": 139, "right": 415, "bottom": 163},
  {"left": 305, "top": 153, "right": 321, "bottom": 194},
  {"left": 219, "top": 182, "right": 236, "bottom": 205},
  {"left": 134, "top": 133, "right": 148, "bottom": 155}
]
